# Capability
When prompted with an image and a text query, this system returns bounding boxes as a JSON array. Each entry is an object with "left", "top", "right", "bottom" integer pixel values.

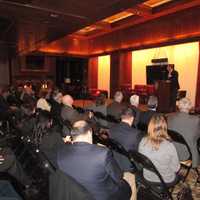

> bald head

[{"left": 62, "top": 95, "right": 74, "bottom": 107}]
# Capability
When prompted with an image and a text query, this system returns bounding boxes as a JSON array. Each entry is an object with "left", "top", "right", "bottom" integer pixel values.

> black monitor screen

[
  {"left": 146, "top": 65, "right": 168, "bottom": 84},
  {"left": 26, "top": 55, "right": 45, "bottom": 70}
]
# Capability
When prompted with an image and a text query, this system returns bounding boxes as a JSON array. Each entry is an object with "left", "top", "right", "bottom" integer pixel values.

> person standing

[{"left": 167, "top": 64, "right": 180, "bottom": 112}]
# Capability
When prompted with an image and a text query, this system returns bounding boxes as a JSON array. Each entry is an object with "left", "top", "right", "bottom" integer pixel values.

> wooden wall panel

[
  {"left": 110, "top": 52, "right": 120, "bottom": 97},
  {"left": 89, "top": 6, "right": 200, "bottom": 55},
  {"left": 88, "top": 57, "right": 98, "bottom": 89},
  {"left": 110, "top": 51, "right": 132, "bottom": 97}
]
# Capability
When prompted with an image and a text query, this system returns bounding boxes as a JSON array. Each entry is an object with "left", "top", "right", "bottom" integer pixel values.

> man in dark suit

[
  {"left": 167, "top": 64, "right": 180, "bottom": 112},
  {"left": 61, "top": 95, "right": 93, "bottom": 124},
  {"left": 109, "top": 107, "right": 142, "bottom": 152},
  {"left": 138, "top": 95, "right": 158, "bottom": 131},
  {"left": 109, "top": 108, "right": 142, "bottom": 171},
  {"left": 57, "top": 120, "right": 131, "bottom": 200}
]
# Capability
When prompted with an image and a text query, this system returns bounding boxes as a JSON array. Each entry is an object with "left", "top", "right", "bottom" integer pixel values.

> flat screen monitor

[{"left": 146, "top": 65, "right": 168, "bottom": 84}]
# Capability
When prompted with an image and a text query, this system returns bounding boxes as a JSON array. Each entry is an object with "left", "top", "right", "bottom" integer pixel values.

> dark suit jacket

[
  {"left": 130, "top": 106, "right": 141, "bottom": 128},
  {"left": 168, "top": 70, "right": 180, "bottom": 90},
  {"left": 109, "top": 122, "right": 142, "bottom": 171},
  {"left": 61, "top": 105, "right": 89, "bottom": 124},
  {"left": 107, "top": 101, "right": 126, "bottom": 120},
  {"left": 49, "top": 169, "right": 94, "bottom": 200},
  {"left": 57, "top": 142, "right": 130, "bottom": 200},
  {"left": 109, "top": 122, "right": 142, "bottom": 152},
  {"left": 138, "top": 110, "right": 157, "bottom": 131}
]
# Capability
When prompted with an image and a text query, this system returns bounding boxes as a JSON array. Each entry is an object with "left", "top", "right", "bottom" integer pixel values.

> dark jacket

[
  {"left": 168, "top": 70, "right": 180, "bottom": 90},
  {"left": 107, "top": 101, "right": 126, "bottom": 120},
  {"left": 61, "top": 105, "right": 89, "bottom": 124},
  {"left": 139, "top": 110, "right": 157, "bottom": 131},
  {"left": 109, "top": 122, "right": 142, "bottom": 152},
  {"left": 49, "top": 169, "right": 94, "bottom": 200},
  {"left": 57, "top": 142, "right": 130, "bottom": 200}
]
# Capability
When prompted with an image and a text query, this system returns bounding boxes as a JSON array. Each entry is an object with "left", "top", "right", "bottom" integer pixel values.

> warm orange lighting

[
  {"left": 144, "top": 0, "right": 173, "bottom": 8},
  {"left": 98, "top": 55, "right": 110, "bottom": 98},
  {"left": 103, "top": 11, "right": 134, "bottom": 23},
  {"left": 132, "top": 42, "right": 199, "bottom": 105}
]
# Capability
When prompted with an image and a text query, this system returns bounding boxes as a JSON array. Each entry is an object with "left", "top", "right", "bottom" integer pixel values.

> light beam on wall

[{"left": 98, "top": 55, "right": 111, "bottom": 98}]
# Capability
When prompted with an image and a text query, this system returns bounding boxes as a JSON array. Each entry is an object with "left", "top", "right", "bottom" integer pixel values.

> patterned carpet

[{"left": 172, "top": 167, "right": 200, "bottom": 200}]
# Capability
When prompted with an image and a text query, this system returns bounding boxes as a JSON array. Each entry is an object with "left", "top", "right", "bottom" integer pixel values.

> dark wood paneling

[
  {"left": 110, "top": 51, "right": 120, "bottom": 97},
  {"left": 110, "top": 51, "right": 132, "bottom": 97},
  {"left": 89, "top": 6, "right": 200, "bottom": 55},
  {"left": 88, "top": 57, "right": 98, "bottom": 89},
  {"left": 119, "top": 51, "right": 132, "bottom": 87}
]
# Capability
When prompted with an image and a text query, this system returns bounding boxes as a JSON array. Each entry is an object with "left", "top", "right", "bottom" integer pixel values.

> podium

[{"left": 156, "top": 80, "right": 171, "bottom": 113}]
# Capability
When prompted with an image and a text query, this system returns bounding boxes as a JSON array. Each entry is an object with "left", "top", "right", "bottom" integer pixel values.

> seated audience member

[
  {"left": 139, "top": 114, "right": 180, "bottom": 184},
  {"left": 86, "top": 93, "right": 108, "bottom": 127},
  {"left": 0, "top": 86, "right": 10, "bottom": 116},
  {"left": 61, "top": 95, "right": 93, "bottom": 124},
  {"left": 36, "top": 90, "right": 51, "bottom": 112},
  {"left": 167, "top": 97, "right": 200, "bottom": 168},
  {"left": 109, "top": 108, "right": 142, "bottom": 172},
  {"left": 20, "top": 86, "right": 35, "bottom": 104},
  {"left": 129, "top": 95, "right": 141, "bottom": 128},
  {"left": 107, "top": 91, "right": 126, "bottom": 120},
  {"left": 32, "top": 110, "right": 64, "bottom": 166},
  {"left": 49, "top": 91, "right": 63, "bottom": 117},
  {"left": 110, "top": 108, "right": 142, "bottom": 152},
  {"left": 0, "top": 86, "right": 19, "bottom": 121},
  {"left": 139, "top": 95, "right": 158, "bottom": 130},
  {"left": 57, "top": 120, "right": 132, "bottom": 200},
  {"left": 87, "top": 93, "right": 107, "bottom": 115},
  {"left": 0, "top": 147, "right": 31, "bottom": 187}
]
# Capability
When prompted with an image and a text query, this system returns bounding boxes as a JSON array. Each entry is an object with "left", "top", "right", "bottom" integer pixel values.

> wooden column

[{"left": 88, "top": 57, "right": 98, "bottom": 89}]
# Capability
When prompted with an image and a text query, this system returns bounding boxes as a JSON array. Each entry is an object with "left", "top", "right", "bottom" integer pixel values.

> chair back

[
  {"left": 49, "top": 169, "right": 94, "bottom": 200},
  {"left": 168, "top": 129, "right": 192, "bottom": 160},
  {"left": 197, "top": 137, "right": 200, "bottom": 155},
  {"left": 129, "top": 150, "right": 173, "bottom": 200}
]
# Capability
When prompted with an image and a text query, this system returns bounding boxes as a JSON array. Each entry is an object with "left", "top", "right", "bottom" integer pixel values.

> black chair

[
  {"left": 103, "top": 138, "right": 137, "bottom": 172},
  {"left": 196, "top": 137, "right": 200, "bottom": 184},
  {"left": 129, "top": 150, "right": 173, "bottom": 200},
  {"left": 168, "top": 129, "right": 192, "bottom": 182},
  {"left": 49, "top": 169, "right": 94, "bottom": 200}
]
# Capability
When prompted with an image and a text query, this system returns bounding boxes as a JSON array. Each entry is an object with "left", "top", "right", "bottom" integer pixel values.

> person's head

[
  {"left": 147, "top": 96, "right": 158, "bottom": 110},
  {"left": 178, "top": 97, "right": 192, "bottom": 113},
  {"left": 167, "top": 64, "right": 174, "bottom": 72},
  {"left": 62, "top": 95, "right": 74, "bottom": 107},
  {"left": 71, "top": 120, "right": 92, "bottom": 144},
  {"left": 147, "top": 114, "right": 170, "bottom": 150},
  {"left": 32, "top": 110, "right": 53, "bottom": 145},
  {"left": 130, "top": 95, "right": 139, "bottom": 107},
  {"left": 120, "top": 107, "right": 136, "bottom": 126},
  {"left": 114, "top": 91, "right": 123, "bottom": 103},
  {"left": 53, "top": 92, "right": 63, "bottom": 104},
  {"left": 24, "top": 86, "right": 34, "bottom": 95},
  {"left": 39, "top": 90, "right": 48, "bottom": 99},
  {"left": 95, "top": 93, "right": 106, "bottom": 106}
]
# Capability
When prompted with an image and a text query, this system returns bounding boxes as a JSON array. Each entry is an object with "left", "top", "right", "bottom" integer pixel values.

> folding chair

[
  {"left": 168, "top": 129, "right": 193, "bottom": 182},
  {"left": 129, "top": 150, "right": 173, "bottom": 200}
]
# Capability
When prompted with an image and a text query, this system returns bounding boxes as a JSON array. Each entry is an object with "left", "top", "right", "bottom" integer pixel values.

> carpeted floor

[{"left": 172, "top": 167, "right": 200, "bottom": 200}]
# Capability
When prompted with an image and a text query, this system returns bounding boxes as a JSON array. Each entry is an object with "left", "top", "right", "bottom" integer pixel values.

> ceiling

[{"left": 0, "top": 0, "right": 199, "bottom": 54}]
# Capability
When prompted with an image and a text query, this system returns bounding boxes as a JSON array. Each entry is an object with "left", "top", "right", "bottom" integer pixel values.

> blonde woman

[{"left": 139, "top": 114, "right": 180, "bottom": 184}]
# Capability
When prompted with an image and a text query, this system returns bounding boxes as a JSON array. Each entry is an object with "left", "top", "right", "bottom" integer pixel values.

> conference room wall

[
  {"left": 132, "top": 42, "right": 199, "bottom": 106},
  {"left": 98, "top": 55, "right": 111, "bottom": 98}
]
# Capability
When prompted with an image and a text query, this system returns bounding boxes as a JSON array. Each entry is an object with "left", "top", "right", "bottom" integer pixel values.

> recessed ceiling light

[{"left": 50, "top": 13, "right": 59, "bottom": 18}]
